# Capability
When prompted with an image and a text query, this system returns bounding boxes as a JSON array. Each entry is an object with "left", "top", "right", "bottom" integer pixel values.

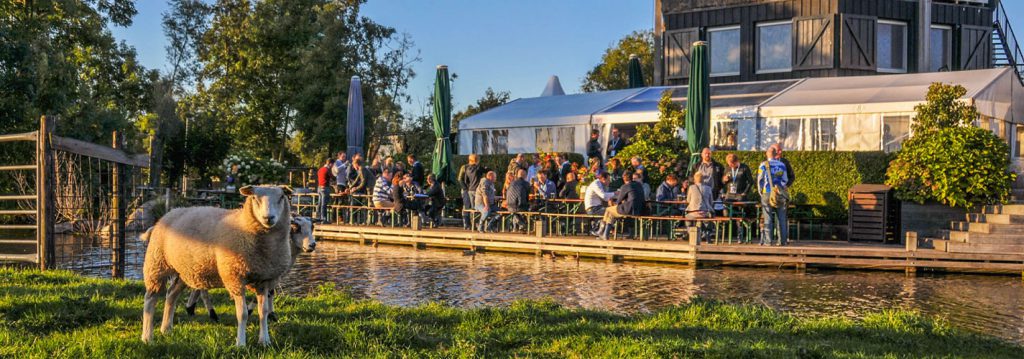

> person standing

[
  {"left": 597, "top": 171, "right": 645, "bottom": 240},
  {"left": 721, "top": 153, "right": 754, "bottom": 201},
  {"left": 459, "top": 155, "right": 486, "bottom": 229},
  {"left": 345, "top": 157, "right": 374, "bottom": 196},
  {"left": 505, "top": 168, "right": 531, "bottom": 232},
  {"left": 332, "top": 151, "right": 350, "bottom": 193},
  {"left": 694, "top": 147, "right": 724, "bottom": 199},
  {"left": 771, "top": 143, "right": 796, "bottom": 186},
  {"left": 474, "top": 171, "right": 498, "bottom": 233},
  {"left": 758, "top": 147, "right": 789, "bottom": 246},
  {"left": 407, "top": 154, "right": 425, "bottom": 188},
  {"left": 424, "top": 174, "right": 445, "bottom": 227},
  {"left": 606, "top": 127, "right": 627, "bottom": 158},
  {"left": 316, "top": 158, "right": 335, "bottom": 222},
  {"left": 584, "top": 172, "right": 613, "bottom": 236},
  {"left": 586, "top": 129, "right": 602, "bottom": 163}
]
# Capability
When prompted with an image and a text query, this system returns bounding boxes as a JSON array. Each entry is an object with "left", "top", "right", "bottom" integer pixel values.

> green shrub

[
  {"left": 614, "top": 89, "right": 687, "bottom": 184},
  {"left": 714, "top": 151, "right": 891, "bottom": 222},
  {"left": 886, "top": 127, "right": 1014, "bottom": 208}
]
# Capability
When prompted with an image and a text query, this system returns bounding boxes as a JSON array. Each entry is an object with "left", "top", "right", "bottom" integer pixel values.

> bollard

[{"left": 905, "top": 231, "right": 918, "bottom": 252}]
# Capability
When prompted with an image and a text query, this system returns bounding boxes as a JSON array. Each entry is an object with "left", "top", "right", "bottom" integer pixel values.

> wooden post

[
  {"left": 688, "top": 227, "right": 699, "bottom": 266},
  {"left": 535, "top": 220, "right": 546, "bottom": 237},
  {"left": 905, "top": 231, "right": 918, "bottom": 252},
  {"left": 111, "top": 131, "right": 126, "bottom": 279},
  {"left": 36, "top": 115, "right": 55, "bottom": 270}
]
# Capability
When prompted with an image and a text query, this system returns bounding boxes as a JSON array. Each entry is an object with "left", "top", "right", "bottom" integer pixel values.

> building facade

[{"left": 654, "top": 0, "right": 1000, "bottom": 86}]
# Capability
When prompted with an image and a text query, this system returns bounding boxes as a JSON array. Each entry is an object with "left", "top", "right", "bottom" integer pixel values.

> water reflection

[{"left": 281, "top": 240, "right": 1024, "bottom": 343}]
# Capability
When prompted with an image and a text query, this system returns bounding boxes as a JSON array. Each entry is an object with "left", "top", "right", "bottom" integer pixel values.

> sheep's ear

[
  {"left": 278, "top": 185, "right": 293, "bottom": 196},
  {"left": 290, "top": 222, "right": 300, "bottom": 233},
  {"left": 239, "top": 186, "right": 255, "bottom": 196}
]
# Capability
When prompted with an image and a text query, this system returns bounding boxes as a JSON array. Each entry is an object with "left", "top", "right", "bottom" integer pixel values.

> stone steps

[
  {"left": 943, "top": 230, "right": 1024, "bottom": 245},
  {"left": 965, "top": 213, "right": 1024, "bottom": 225},
  {"left": 949, "top": 221, "right": 1024, "bottom": 234},
  {"left": 981, "top": 204, "right": 1024, "bottom": 216},
  {"left": 941, "top": 202, "right": 1024, "bottom": 255}
]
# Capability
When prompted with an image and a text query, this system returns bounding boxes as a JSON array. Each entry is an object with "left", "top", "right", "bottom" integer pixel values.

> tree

[
  {"left": 614, "top": 90, "right": 687, "bottom": 184},
  {"left": 886, "top": 83, "right": 1015, "bottom": 208},
  {"left": 581, "top": 30, "right": 654, "bottom": 93},
  {"left": 453, "top": 87, "right": 511, "bottom": 130}
]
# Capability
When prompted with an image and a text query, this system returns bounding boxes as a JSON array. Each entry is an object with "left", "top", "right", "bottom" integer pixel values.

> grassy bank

[{"left": 0, "top": 268, "right": 1020, "bottom": 358}]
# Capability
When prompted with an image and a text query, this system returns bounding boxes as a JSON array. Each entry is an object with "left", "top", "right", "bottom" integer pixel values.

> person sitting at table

[
  {"left": 634, "top": 169, "right": 652, "bottom": 200},
  {"left": 474, "top": 171, "right": 499, "bottom": 233},
  {"left": 607, "top": 158, "right": 624, "bottom": 191},
  {"left": 505, "top": 168, "right": 531, "bottom": 232},
  {"left": 655, "top": 174, "right": 683, "bottom": 202},
  {"left": 559, "top": 172, "right": 580, "bottom": 200},
  {"left": 584, "top": 172, "right": 613, "bottom": 236},
  {"left": 372, "top": 168, "right": 394, "bottom": 210},
  {"left": 532, "top": 171, "right": 557, "bottom": 212},
  {"left": 424, "top": 174, "right": 445, "bottom": 227},
  {"left": 686, "top": 171, "right": 715, "bottom": 243},
  {"left": 721, "top": 153, "right": 754, "bottom": 201},
  {"left": 392, "top": 173, "right": 426, "bottom": 226},
  {"left": 526, "top": 155, "right": 541, "bottom": 183},
  {"left": 596, "top": 171, "right": 645, "bottom": 240}
]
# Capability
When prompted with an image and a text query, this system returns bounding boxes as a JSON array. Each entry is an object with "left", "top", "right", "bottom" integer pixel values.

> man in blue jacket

[{"left": 596, "top": 171, "right": 646, "bottom": 240}]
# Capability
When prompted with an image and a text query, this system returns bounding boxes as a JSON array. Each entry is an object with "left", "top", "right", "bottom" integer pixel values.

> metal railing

[{"left": 993, "top": 0, "right": 1024, "bottom": 85}]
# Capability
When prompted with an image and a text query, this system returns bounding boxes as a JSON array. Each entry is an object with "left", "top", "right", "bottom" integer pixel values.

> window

[
  {"left": 778, "top": 119, "right": 802, "bottom": 150},
  {"left": 712, "top": 120, "right": 738, "bottom": 150},
  {"left": 1017, "top": 126, "right": 1024, "bottom": 158},
  {"left": 882, "top": 115, "right": 911, "bottom": 152},
  {"left": 878, "top": 20, "right": 907, "bottom": 73},
  {"left": 929, "top": 25, "right": 952, "bottom": 72},
  {"left": 806, "top": 118, "right": 836, "bottom": 151},
  {"left": 709, "top": 26, "right": 741, "bottom": 76},
  {"left": 535, "top": 127, "right": 575, "bottom": 153},
  {"left": 757, "top": 21, "right": 792, "bottom": 73},
  {"left": 472, "top": 130, "right": 508, "bottom": 154}
]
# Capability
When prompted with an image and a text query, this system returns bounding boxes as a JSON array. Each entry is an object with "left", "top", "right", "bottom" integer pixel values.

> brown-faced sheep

[
  {"left": 141, "top": 185, "right": 292, "bottom": 347},
  {"left": 183, "top": 216, "right": 317, "bottom": 321}
]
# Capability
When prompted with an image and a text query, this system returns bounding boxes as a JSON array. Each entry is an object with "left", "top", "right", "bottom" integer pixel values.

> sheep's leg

[
  {"left": 140, "top": 281, "right": 164, "bottom": 343},
  {"left": 267, "top": 289, "right": 277, "bottom": 322},
  {"left": 256, "top": 288, "right": 271, "bottom": 346},
  {"left": 160, "top": 277, "right": 187, "bottom": 334},
  {"left": 199, "top": 291, "right": 218, "bottom": 322},
  {"left": 232, "top": 291, "right": 248, "bottom": 347},
  {"left": 184, "top": 290, "right": 200, "bottom": 316}
]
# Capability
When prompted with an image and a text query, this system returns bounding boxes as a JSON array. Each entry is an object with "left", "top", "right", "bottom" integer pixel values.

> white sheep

[
  {"left": 182, "top": 216, "right": 317, "bottom": 321},
  {"left": 141, "top": 185, "right": 293, "bottom": 347}
]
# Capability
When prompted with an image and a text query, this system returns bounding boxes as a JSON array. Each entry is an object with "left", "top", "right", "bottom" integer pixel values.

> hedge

[{"left": 714, "top": 151, "right": 892, "bottom": 222}]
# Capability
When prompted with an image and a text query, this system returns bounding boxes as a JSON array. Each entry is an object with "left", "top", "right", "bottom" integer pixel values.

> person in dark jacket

[
  {"left": 505, "top": 168, "right": 531, "bottom": 232},
  {"left": 559, "top": 172, "right": 580, "bottom": 200},
  {"left": 392, "top": 174, "right": 426, "bottom": 226},
  {"left": 606, "top": 127, "right": 628, "bottom": 158},
  {"left": 596, "top": 171, "right": 645, "bottom": 240},
  {"left": 344, "top": 157, "right": 375, "bottom": 196},
  {"left": 770, "top": 143, "right": 796, "bottom": 186},
  {"left": 721, "top": 153, "right": 754, "bottom": 201},
  {"left": 458, "top": 154, "right": 487, "bottom": 229},
  {"left": 424, "top": 174, "right": 445, "bottom": 227},
  {"left": 586, "top": 129, "right": 602, "bottom": 163},
  {"left": 407, "top": 154, "right": 425, "bottom": 188},
  {"left": 692, "top": 147, "right": 725, "bottom": 199}
]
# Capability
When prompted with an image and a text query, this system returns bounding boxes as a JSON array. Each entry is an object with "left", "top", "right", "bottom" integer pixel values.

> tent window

[
  {"left": 929, "top": 25, "right": 952, "bottom": 72},
  {"left": 709, "top": 26, "right": 741, "bottom": 76},
  {"left": 536, "top": 127, "right": 574, "bottom": 153},
  {"left": 713, "top": 120, "right": 738, "bottom": 150},
  {"left": 1017, "top": 126, "right": 1024, "bottom": 158},
  {"left": 806, "top": 118, "right": 836, "bottom": 151},
  {"left": 878, "top": 20, "right": 907, "bottom": 73},
  {"left": 757, "top": 21, "right": 792, "bottom": 73},
  {"left": 779, "top": 119, "right": 802, "bottom": 150},
  {"left": 882, "top": 115, "right": 911, "bottom": 152},
  {"left": 472, "top": 130, "right": 508, "bottom": 154}
]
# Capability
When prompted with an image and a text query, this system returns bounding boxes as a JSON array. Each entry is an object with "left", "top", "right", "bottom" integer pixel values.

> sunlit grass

[{"left": 0, "top": 267, "right": 1020, "bottom": 358}]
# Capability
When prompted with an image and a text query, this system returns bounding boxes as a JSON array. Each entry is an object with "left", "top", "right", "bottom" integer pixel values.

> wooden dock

[{"left": 315, "top": 224, "right": 1024, "bottom": 276}]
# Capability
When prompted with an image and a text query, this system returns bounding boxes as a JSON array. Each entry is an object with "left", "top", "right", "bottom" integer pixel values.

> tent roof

[
  {"left": 760, "top": 68, "right": 1011, "bottom": 117},
  {"left": 458, "top": 88, "right": 642, "bottom": 130},
  {"left": 600, "top": 80, "right": 799, "bottom": 115}
]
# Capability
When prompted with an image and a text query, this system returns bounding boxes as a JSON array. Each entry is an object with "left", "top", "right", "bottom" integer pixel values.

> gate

[{"left": 0, "top": 116, "right": 152, "bottom": 278}]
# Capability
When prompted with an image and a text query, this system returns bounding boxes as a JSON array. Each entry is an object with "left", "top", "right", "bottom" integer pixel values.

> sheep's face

[
  {"left": 290, "top": 217, "right": 316, "bottom": 252},
  {"left": 240, "top": 185, "right": 293, "bottom": 229}
]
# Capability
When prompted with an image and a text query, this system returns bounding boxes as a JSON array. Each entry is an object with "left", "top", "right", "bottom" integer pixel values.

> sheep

[
  {"left": 141, "top": 185, "right": 293, "bottom": 347},
  {"left": 182, "top": 216, "right": 317, "bottom": 322}
]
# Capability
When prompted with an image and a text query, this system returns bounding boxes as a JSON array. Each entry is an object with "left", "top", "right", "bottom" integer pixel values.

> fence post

[
  {"left": 36, "top": 115, "right": 55, "bottom": 270},
  {"left": 111, "top": 131, "right": 126, "bottom": 279}
]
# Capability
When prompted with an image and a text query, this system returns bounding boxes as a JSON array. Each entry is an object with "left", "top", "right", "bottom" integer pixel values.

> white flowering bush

[{"left": 222, "top": 153, "right": 287, "bottom": 186}]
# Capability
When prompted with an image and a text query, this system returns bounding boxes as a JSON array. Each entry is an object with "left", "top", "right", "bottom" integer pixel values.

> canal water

[{"left": 281, "top": 240, "right": 1024, "bottom": 344}]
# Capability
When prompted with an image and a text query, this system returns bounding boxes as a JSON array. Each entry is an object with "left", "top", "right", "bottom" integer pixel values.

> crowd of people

[{"left": 312, "top": 131, "right": 796, "bottom": 246}]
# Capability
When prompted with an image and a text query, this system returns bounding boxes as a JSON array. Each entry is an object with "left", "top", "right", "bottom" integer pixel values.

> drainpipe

[{"left": 919, "top": 0, "right": 932, "bottom": 72}]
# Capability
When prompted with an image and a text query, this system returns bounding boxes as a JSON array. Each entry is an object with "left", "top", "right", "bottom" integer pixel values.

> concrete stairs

[{"left": 932, "top": 205, "right": 1024, "bottom": 255}]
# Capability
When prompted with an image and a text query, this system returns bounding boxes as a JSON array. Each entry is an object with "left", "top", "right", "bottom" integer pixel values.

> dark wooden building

[{"left": 654, "top": 0, "right": 1009, "bottom": 85}]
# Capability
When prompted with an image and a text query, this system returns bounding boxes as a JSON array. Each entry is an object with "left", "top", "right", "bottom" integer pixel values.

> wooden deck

[{"left": 315, "top": 224, "right": 1024, "bottom": 276}]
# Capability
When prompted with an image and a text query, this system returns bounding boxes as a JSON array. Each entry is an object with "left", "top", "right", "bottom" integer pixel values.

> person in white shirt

[
  {"left": 584, "top": 172, "right": 614, "bottom": 236},
  {"left": 331, "top": 151, "right": 350, "bottom": 192}
]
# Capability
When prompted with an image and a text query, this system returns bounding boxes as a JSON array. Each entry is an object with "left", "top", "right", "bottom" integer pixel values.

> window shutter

[
  {"left": 793, "top": 15, "right": 835, "bottom": 70},
  {"left": 959, "top": 25, "right": 992, "bottom": 70},
  {"left": 839, "top": 15, "right": 877, "bottom": 70},
  {"left": 664, "top": 28, "right": 699, "bottom": 79}
]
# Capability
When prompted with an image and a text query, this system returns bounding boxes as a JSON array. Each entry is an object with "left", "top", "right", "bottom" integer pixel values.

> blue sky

[
  {"left": 111, "top": 0, "right": 652, "bottom": 115},
  {"left": 111, "top": 1, "right": 1024, "bottom": 115}
]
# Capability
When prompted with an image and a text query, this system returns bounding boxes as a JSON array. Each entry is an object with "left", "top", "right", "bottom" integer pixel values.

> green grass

[{"left": 0, "top": 268, "right": 1020, "bottom": 358}]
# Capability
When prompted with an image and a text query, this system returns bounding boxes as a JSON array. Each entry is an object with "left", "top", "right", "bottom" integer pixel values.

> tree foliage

[
  {"left": 886, "top": 83, "right": 1015, "bottom": 208},
  {"left": 615, "top": 90, "right": 687, "bottom": 183},
  {"left": 453, "top": 87, "right": 511, "bottom": 129},
  {"left": 581, "top": 30, "right": 654, "bottom": 93}
]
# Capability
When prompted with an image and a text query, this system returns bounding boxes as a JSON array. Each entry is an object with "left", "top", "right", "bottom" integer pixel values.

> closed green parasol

[
  {"left": 432, "top": 65, "right": 455, "bottom": 184},
  {"left": 685, "top": 41, "right": 710, "bottom": 175},
  {"left": 627, "top": 54, "right": 645, "bottom": 88}
]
